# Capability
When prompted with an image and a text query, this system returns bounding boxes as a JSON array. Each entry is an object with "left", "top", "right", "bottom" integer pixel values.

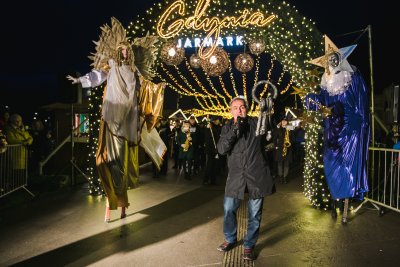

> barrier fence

[
  {"left": 0, "top": 144, "right": 34, "bottom": 198},
  {"left": 2, "top": 144, "right": 400, "bottom": 213},
  {"left": 354, "top": 147, "right": 400, "bottom": 214}
]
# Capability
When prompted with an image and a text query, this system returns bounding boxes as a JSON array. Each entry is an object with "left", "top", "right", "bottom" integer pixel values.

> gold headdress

[
  {"left": 132, "top": 34, "right": 159, "bottom": 80},
  {"left": 88, "top": 17, "right": 159, "bottom": 80}
]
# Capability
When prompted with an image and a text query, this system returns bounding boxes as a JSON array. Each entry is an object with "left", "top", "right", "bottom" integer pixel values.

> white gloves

[
  {"left": 66, "top": 75, "right": 80, "bottom": 84},
  {"left": 266, "top": 131, "right": 272, "bottom": 141}
]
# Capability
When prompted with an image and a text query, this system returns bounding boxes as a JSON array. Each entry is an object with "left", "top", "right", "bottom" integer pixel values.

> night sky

[{"left": 1, "top": 0, "right": 399, "bottom": 118}]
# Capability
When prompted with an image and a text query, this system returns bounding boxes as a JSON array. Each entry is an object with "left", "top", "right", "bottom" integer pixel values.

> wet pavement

[{"left": 1, "top": 161, "right": 400, "bottom": 267}]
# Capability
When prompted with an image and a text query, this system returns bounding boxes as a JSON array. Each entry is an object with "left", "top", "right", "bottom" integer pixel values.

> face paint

[{"left": 328, "top": 52, "right": 340, "bottom": 68}]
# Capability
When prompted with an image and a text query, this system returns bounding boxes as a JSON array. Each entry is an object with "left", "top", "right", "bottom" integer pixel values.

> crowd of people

[
  {"left": 150, "top": 112, "right": 305, "bottom": 189},
  {"left": 0, "top": 15, "right": 374, "bottom": 261},
  {"left": 154, "top": 115, "right": 226, "bottom": 183},
  {"left": 0, "top": 108, "right": 55, "bottom": 176}
]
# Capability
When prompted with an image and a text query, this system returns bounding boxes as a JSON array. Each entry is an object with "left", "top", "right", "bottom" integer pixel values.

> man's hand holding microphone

[{"left": 232, "top": 116, "right": 244, "bottom": 138}]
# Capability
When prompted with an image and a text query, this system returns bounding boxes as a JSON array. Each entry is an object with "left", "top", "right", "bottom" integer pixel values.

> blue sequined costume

[{"left": 306, "top": 69, "right": 370, "bottom": 199}]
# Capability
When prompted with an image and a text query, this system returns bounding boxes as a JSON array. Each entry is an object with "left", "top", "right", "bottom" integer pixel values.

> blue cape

[{"left": 306, "top": 70, "right": 370, "bottom": 199}]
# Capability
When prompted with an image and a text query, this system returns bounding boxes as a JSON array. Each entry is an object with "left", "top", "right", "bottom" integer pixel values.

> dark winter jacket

[
  {"left": 205, "top": 123, "right": 222, "bottom": 156},
  {"left": 273, "top": 127, "right": 293, "bottom": 163},
  {"left": 217, "top": 117, "right": 274, "bottom": 199}
]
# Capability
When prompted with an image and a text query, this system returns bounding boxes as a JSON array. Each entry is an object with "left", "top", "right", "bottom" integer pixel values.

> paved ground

[{"left": 1, "top": 161, "right": 400, "bottom": 267}]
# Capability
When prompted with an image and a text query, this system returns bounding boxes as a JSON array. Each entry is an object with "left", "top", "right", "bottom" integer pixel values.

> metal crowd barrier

[
  {"left": 0, "top": 144, "right": 35, "bottom": 198},
  {"left": 354, "top": 147, "right": 400, "bottom": 214}
]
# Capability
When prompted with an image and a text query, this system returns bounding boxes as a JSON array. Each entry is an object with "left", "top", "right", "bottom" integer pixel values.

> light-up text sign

[
  {"left": 157, "top": 0, "right": 275, "bottom": 59},
  {"left": 177, "top": 35, "right": 244, "bottom": 48}
]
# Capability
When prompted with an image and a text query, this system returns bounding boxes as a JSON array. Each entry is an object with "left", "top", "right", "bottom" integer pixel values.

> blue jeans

[{"left": 223, "top": 197, "right": 264, "bottom": 249}]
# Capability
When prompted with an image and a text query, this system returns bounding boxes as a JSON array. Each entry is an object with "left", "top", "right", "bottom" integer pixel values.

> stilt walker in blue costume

[{"left": 305, "top": 35, "right": 370, "bottom": 224}]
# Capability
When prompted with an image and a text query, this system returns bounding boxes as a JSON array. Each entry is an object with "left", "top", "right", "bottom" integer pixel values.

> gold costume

[{"left": 79, "top": 17, "right": 166, "bottom": 209}]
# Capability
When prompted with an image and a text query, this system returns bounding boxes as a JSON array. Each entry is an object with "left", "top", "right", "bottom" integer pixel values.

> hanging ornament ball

[
  {"left": 200, "top": 47, "right": 229, "bottom": 77},
  {"left": 249, "top": 38, "right": 266, "bottom": 55},
  {"left": 234, "top": 53, "right": 254, "bottom": 73},
  {"left": 160, "top": 41, "right": 185, "bottom": 66},
  {"left": 190, "top": 54, "right": 201, "bottom": 68}
]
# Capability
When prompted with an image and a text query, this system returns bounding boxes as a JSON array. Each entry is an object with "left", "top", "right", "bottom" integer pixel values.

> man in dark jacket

[{"left": 217, "top": 96, "right": 275, "bottom": 261}]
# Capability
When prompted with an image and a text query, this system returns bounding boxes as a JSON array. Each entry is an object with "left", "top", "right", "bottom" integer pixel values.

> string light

[
  {"left": 86, "top": 85, "right": 105, "bottom": 195},
  {"left": 303, "top": 111, "right": 330, "bottom": 210},
  {"left": 125, "top": 0, "right": 328, "bottom": 209}
]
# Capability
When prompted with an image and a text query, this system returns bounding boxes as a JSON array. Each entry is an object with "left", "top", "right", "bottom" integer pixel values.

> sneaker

[
  {"left": 217, "top": 241, "right": 236, "bottom": 252},
  {"left": 243, "top": 248, "right": 255, "bottom": 261}
]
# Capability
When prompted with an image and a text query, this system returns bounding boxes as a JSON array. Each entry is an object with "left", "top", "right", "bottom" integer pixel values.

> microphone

[{"left": 234, "top": 116, "right": 244, "bottom": 138}]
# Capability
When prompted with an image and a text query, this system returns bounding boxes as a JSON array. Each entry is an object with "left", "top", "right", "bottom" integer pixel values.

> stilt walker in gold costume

[{"left": 67, "top": 17, "right": 166, "bottom": 222}]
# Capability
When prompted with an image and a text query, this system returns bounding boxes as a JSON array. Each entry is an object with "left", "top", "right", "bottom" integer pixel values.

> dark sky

[{"left": 1, "top": 0, "right": 399, "bottom": 116}]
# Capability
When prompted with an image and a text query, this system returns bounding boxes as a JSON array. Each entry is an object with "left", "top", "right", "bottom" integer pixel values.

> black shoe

[
  {"left": 217, "top": 241, "right": 236, "bottom": 252},
  {"left": 243, "top": 248, "right": 255, "bottom": 261},
  {"left": 331, "top": 199, "right": 337, "bottom": 219},
  {"left": 331, "top": 208, "right": 337, "bottom": 219}
]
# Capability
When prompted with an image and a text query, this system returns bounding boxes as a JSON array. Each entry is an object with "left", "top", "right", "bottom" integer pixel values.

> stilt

[
  {"left": 105, "top": 198, "right": 110, "bottom": 223},
  {"left": 121, "top": 207, "right": 126, "bottom": 219},
  {"left": 342, "top": 198, "right": 349, "bottom": 224},
  {"left": 331, "top": 199, "right": 337, "bottom": 219}
]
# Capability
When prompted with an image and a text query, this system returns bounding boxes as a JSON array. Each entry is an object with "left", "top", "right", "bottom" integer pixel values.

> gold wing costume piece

[{"left": 79, "top": 17, "right": 166, "bottom": 209}]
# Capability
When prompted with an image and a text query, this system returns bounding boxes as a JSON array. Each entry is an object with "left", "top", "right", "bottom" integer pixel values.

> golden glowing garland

[
  {"left": 172, "top": 64, "right": 215, "bottom": 111},
  {"left": 161, "top": 63, "right": 201, "bottom": 97},
  {"left": 241, "top": 73, "right": 248, "bottom": 102},
  {"left": 218, "top": 76, "right": 232, "bottom": 101},
  {"left": 260, "top": 55, "right": 274, "bottom": 99},
  {"left": 277, "top": 67, "right": 286, "bottom": 85},
  {"left": 280, "top": 78, "right": 293, "bottom": 95},
  {"left": 228, "top": 63, "right": 239, "bottom": 97},
  {"left": 156, "top": 73, "right": 193, "bottom": 97},
  {"left": 184, "top": 58, "right": 219, "bottom": 111},
  {"left": 184, "top": 58, "right": 217, "bottom": 100},
  {"left": 250, "top": 56, "right": 261, "bottom": 112},
  {"left": 128, "top": 0, "right": 323, "bottom": 89},
  {"left": 202, "top": 68, "right": 229, "bottom": 109}
]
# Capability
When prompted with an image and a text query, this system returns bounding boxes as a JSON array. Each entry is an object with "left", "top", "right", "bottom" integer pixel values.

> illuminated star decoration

[
  {"left": 307, "top": 35, "right": 357, "bottom": 75},
  {"left": 291, "top": 86, "right": 307, "bottom": 98},
  {"left": 291, "top": 68, "right": 322, "bottom": 97}
]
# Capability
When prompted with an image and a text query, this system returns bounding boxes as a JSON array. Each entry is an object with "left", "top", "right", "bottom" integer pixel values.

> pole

[
  {"left": 368, "top": 25, "right": 375, "bottom": 146},
  {"left": 368, "top": 25, "right": 375, "bottom": 203},
  {"left": 71, "top": 103, "right": 75, "bottom": 186}
]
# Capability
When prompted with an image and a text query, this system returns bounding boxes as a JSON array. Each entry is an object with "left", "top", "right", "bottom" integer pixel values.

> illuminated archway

[
  {"left": 86, "top": 0, "right": 328, "bottom": 209},
  {"left": 128, "top": 0, "right": 323, "bottom": 118}
]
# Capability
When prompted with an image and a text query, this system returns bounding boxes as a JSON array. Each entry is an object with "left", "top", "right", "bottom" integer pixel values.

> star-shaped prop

[
  {"left": 307, "top": 35, "right": 357, "bottom": 75},
  {"left": 291, "top": 86, "right": 307, "bottom": 98}
]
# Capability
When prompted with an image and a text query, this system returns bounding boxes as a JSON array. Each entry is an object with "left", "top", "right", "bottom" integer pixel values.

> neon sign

[
  {"left": 177, "top": 35, "right": 244, "bottom": 48},
  {"left": 157, "top": 0, "right": 276, "bottom": 59}
]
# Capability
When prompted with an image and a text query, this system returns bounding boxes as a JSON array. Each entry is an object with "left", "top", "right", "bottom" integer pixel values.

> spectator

[
  {"left": 0, "top": 109, "right": 10, "bottom": 131},
  {"left": 273, "top": 119, "right": 293, "bottom": 184},
  {"left": 203, "top": 116, "right": 222, "bottom": 185},
  {"left": 5, "top": 114, "right": 33, "bottom": 177},
  {"left": 29, "top": 119, "right": 52, "bottom": 175}
]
